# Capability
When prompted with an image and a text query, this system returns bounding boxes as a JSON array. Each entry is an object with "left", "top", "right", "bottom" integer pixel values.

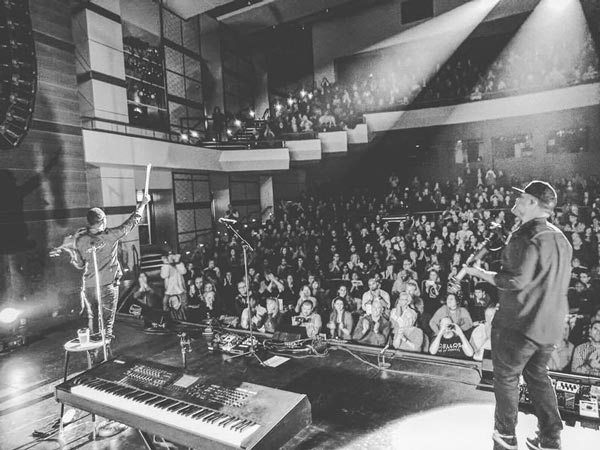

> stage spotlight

[
  {"left": 234, "top": 119, "right": 241, "bottom": 127},
  {"left": 180, "top": 133, "right": 189, "bottom": 142},
  {"left": 300, "top": 89, "right": 307, "bottom": 98},
  {"left": 0, "top": 308, "right": 20, "bottom": 324},
  {"left": 249, "top": 110, "right": 255, "bottom": 117},
  {"left": 275, "top": 103, "right": 282, "bottom": 111},
  {"left": 190, "top": 130, "right": 198, "bottom": 138},
  {"left": 287, "top": 98, "right": 294, "bottom": 106}
]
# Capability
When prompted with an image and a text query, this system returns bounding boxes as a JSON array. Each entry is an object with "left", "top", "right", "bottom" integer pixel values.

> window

[
  {"left": 547, "top": 128, "right": 588, "bottom": 154},
  {"left": 122, "top": 20, "right": 168, "bottom": 130},
  {"left": 173, "top": 173, "right": 212, "bottom": 253},
  {"left": 162, "top": 10, "right": 204, "bottom": 138},
  {"left": 492, "top": 134, "right": 534, "bottom": 159}
]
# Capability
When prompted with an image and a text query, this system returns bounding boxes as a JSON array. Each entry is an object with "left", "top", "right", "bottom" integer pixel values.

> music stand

[{"left": 221, "top": 221, "right": 265, "bottom": 366}]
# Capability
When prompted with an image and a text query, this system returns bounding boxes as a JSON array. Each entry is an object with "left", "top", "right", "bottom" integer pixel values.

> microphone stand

[
  {"left": 88, "top": 244, "right": 108, "bottom": 361},
  {"left": 221, "top": 221, "right": 265, "bottom": 366},
  {"left": 178, "top": 332, "right": 191, "bottom": 369}
]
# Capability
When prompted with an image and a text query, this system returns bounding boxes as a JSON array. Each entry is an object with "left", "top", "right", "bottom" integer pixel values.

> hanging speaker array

[{"left": 0, "top": 0, "right": 37, "bottom": 149}]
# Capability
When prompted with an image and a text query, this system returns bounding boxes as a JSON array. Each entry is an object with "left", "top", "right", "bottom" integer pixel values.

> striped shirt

[{"left": 571, "top": 342, "right": 600, "bottom": 377}]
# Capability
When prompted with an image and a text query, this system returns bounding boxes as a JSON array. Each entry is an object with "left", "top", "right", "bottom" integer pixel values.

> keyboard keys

[{"left": 69, "top": 379, "right": 261, "bottom": 447}]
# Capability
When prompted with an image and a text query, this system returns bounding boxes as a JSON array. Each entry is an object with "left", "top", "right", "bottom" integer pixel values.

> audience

[
  {"left": 241, "top": 296, "right": 267, "bottom": 331},
  {"left": 292, "top": 299, "right": 322, "bottom": 338},
  {"left": 132, "top": 167, "right": 600, "bottom": 377},
  {"left": 271, "top": 33, "right": 598, "bottom": 136},
  {"left": 391, "top": 292, "right": 425, "bottom": 352},
  {"left": 429, "top": 293, "right": 473, "bottom": 335},
  {"left": 327, "top": 297, "right": 354, "bottom": 340},
  {"left": 571, "top": 320, "right": 600, "bottom": 377},
  {"left": 548, "top": 321, "right": 575, "bottom": 372},
  {"left": 352, "top": 298, "right": 391, "bottom": 346},
  {"left": 430, "top": 317, "right": 474, "bottom": 359}
]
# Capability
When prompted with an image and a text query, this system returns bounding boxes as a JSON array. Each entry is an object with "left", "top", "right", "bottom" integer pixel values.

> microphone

[
  {"left": 218, "top": 217, "right": 237, "bottom": 224},
  {"left": 86, "top": 241, "right": 106, "bottom": 253}
]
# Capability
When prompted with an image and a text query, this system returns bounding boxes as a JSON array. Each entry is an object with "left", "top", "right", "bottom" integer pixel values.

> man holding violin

[{"left": 464, "top": 181, "right": 572, "bottom": 450}]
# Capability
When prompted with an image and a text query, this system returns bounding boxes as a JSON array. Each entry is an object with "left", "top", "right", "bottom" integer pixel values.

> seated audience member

[
  {"left": 263, "top": 298, "right": 283, "bottom": 333},
  {"left": 280, "top": 274, "right": 298, "bottom": 312},
  {"left": 352, "top": 298, "right": 391, "bottom": 346},
  {"left": 234, "top": 281, "right": 253, "bottom": 317},
  {"left": 548, "top": 321, "right": 575, "bottom": 372},
  {"left": 187, "top": 276, "right": 204, "bottom": 323},
  {"left": 469, "top": 283, "right": 494, "bottom": 324},
  {"left": 429, "top": 293, "right": 473, "bottom": 335},
  {"left": 422, "top": 269, "right": 443, "bottom": 315},
  {"left": 333, "top": 284, "right": 357, "bottom": 313},
  {"left": 571, "top": 320, "right": 600, "bottom": 377},
  {"left": 391, "top": 267, "right": 411, "bottom": 296},
  {"left": 568, "top": 277, "right": 596, "bottom": 317},
  {"left": 430, "top": 317, "right": 474, "bottom": 359},
  {"left": 161, "top": 253, "right": 188, "bottom": 318},
  {"left": 361, "top": 278, "right": 391, "bottom": 314},
  {"left": 133, "top": 272, "right": 160, "bottom": 308},
  {"left": 291, "top": 299, "right": 322, "bottom": 338},
  {"left": 219, "top": 271, "right": 236, "bottom": 316},
  {"left": 349, "top": 272, "right": 365, "bottom": 300},
  {"left": 327, "top": 297, "right": 354, "bottom": 340},
  {"left": 200, "top": 282, "right": 221, "bottom": 319},
  {"left": 390, "top": 292, "right": 425, "bottom": 352},
  {"left": 294, "top": 284, "right": 318, "bottom": 313},
  {"left": 265, "top": 271, "right": 285, "bottom": 296},
  {"left": 569, "top": 305, "right": 600, "bottom": 346},
  {"left": 469, "top": 306, "right": 496, "bottom": 361},
  {"left": 240, "top": 296, "right": 267, "bottom": 331},
  {"left": 131, "top": 272, "right": 164, "bottom": 331}
]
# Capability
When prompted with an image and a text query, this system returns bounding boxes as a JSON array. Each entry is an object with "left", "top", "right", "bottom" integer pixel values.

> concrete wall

[
  {"left": 369, "top": 104, "right": 600, "bottom": 183},
  {"left": 311, "top": 0, "right": 539, "bottom": 83}
]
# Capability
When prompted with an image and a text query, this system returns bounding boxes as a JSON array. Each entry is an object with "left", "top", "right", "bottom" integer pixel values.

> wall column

[
  {"left": 72, "top": 0, "right": 128, "bottom": 122},
  {"left": 210, "top": 172, "right": 230, "bottom": 224},
  {"left": 200, "top": 14, "right": 224, "bottom": 117},
  {"left": 259, "top": 175, "right": 274, "bottom": 224}
]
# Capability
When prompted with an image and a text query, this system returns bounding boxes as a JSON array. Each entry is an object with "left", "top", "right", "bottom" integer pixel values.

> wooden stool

[{"left": 60, "top": 335, "right": 105, "bottom": 438}]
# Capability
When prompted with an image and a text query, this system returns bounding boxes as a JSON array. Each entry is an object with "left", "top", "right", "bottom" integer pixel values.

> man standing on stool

[
  {"left": 74, "top": 194, "right": 150, "bottom": 349},
  {"left": 464, "top": 181, "right": 572, "bottom": 450}
]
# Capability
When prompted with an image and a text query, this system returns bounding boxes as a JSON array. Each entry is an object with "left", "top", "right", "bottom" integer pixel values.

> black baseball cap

[
  {"left": 512, "top": 180, "right": 557, "bottom": 210},
  {"left": 86, "top": 207, "right": 106, "bottom": 226}
]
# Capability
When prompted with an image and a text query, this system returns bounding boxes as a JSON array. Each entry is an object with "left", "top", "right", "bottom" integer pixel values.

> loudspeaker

[{"left": 0, "top": 0, "right": 37, "bottom": 149}]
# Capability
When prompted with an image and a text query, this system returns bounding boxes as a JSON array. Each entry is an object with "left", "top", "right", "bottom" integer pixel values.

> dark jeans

[
  {"left": 131, "top": 299, "right": 165, "bottom": 327},
  {"left": 492, "top": 326, "right": 562, "bottom": 445},
  {"left": 84, "top": 284, "right": 118, "bottom": 338}
]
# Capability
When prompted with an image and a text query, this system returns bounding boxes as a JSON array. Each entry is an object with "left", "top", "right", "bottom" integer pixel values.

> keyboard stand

[{"left": 139, "top": 430, "right": 193, "bottom": 450}]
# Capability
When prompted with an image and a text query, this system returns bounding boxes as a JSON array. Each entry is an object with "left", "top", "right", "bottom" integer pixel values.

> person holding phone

[{"left": 429, "top": 317, "right": 474, "bottom": 359}]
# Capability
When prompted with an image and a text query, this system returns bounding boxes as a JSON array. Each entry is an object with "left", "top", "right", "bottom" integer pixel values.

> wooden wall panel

[
  {"left": 1, "top": 0, "right": 90, "bottom": 306},
  {"left": 30, "top": 0, "right": 73, "bottom": 43}
]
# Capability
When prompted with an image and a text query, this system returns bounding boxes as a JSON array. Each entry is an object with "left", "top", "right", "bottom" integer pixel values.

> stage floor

[{"left": 0, "top": 317, "right": 598, "bottom": 450}]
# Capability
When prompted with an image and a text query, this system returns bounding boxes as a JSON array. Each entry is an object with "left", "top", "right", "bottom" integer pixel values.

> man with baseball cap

[
  {"left": 464, "top": 180, "right": 572, "bottom": 450},
  {"left": 73, "top": 194, "right": 150, "bottom": 347}
]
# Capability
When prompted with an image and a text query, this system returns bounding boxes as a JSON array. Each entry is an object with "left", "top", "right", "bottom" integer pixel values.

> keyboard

[{"left": 55, "top": 357, "right": 311, "bottom": 449}]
